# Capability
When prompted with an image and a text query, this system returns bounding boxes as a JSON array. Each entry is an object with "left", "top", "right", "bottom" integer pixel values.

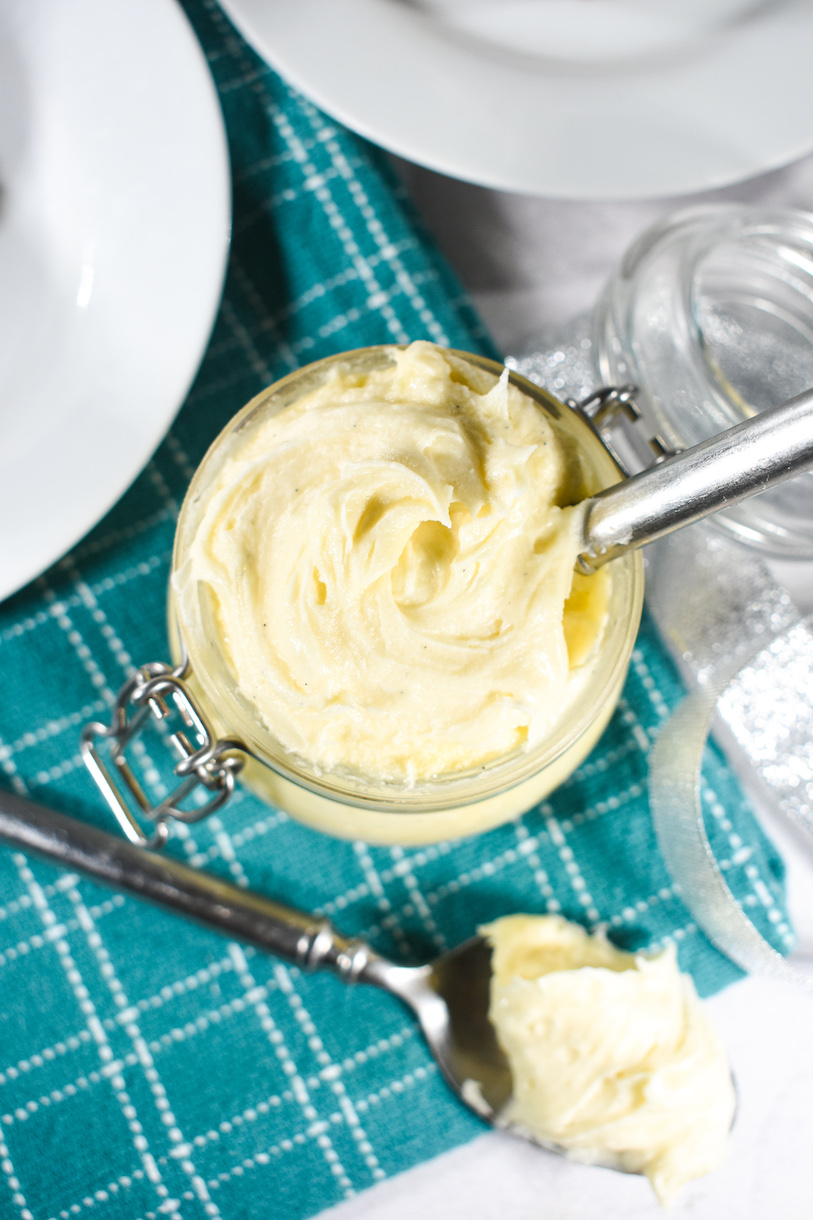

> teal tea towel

[{"left": 0, "top": 4, "right": 790, "bottom": 1220}]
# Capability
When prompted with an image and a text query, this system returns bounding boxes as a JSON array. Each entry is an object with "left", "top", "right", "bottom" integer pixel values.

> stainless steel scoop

[{"left": 577, "top": 385, "right": 813, "bottom": 570}]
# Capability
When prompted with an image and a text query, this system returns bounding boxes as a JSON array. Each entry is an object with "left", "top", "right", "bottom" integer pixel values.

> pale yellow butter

[
  {"left": 174, "top": 342, "right": 607, "bottom": 782},
  {"left": 483, "top": 914, "right": 735, "bottom": 1207}
]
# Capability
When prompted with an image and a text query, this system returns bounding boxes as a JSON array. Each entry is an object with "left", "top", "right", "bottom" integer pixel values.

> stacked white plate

[{"left": 0, "top": 0, "right": 230, "bottom": 600}]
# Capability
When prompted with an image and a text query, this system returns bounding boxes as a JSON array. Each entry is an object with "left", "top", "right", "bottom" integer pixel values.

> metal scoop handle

[{"left": 579, "top": 386, "right": 813, "bottom": 569}]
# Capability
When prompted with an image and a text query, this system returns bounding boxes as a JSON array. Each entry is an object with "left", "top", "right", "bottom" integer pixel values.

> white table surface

[{"left": 317, "top": 152, "right": 813, "bottom": 1219}]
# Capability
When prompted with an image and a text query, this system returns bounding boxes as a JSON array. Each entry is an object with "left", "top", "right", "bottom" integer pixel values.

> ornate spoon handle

[{"left": 0, "top": 789, "right": 383, "bottom": 984}]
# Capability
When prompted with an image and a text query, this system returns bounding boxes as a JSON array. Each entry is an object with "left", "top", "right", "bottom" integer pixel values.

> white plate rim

[
  {"left": 217, "top": 0, "right": 813, "bottom": 201},
  {"left": 0, "top": 0, "right": 231, "bottom": 603}
]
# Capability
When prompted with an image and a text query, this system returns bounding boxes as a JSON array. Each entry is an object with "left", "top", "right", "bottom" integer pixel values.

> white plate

[
  {"left": 218, "top": 0, "right": 813, "bottom": 200},
  {"left": 0, "top": 0, "right": 230, "bottom": 602}
]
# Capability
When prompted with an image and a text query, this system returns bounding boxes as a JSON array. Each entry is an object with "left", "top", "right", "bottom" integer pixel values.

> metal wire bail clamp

[{"left": 81, "top": 656, "right": 245, "bottom": 850}]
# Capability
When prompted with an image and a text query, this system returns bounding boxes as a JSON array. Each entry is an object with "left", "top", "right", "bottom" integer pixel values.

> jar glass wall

[
  {"left": 170, "top": 346, "right": 643, "bottom": 844},
  {"left": 595, "top": 204, "right": 813, "bottom": 557}
]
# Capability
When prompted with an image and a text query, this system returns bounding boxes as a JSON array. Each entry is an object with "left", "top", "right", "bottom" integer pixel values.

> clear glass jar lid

[{"left": 595, "top": 204, "right": 813, "bottom": 559}]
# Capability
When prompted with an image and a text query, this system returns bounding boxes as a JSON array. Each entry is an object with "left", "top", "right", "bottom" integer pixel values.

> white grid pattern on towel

[{"left": 0, "top": 8, "right": 793, "bottom": 1217}]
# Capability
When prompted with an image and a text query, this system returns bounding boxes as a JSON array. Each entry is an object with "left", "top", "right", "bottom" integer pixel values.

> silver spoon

[
  {"left": 0, "top": 790, "right": 513, "bottom": 1120},
  {"left": 0, "top": 767, "right": 737, "bottom": 1182},
  {"left": 576, "top": 384, "right": 813, "bottom": 569}
]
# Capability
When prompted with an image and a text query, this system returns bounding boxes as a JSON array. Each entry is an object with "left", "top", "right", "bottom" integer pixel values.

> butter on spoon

[{"left": 482, "top": 913, "right": 735, "bottom": 1207}]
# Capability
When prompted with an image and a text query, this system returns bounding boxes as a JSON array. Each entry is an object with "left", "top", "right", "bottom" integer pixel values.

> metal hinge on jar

[
  {"left": 565, "top": 385, "right": 676, "bottom": 476},
  {"left": 81, "top": 657, "right": 245, "bottom": 849}
]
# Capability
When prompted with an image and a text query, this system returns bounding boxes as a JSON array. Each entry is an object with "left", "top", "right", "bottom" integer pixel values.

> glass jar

[
  {"left": 168, "top": 346, "right": 643, "bottom": 845},
  {"left": 595, "top": 204, "right": 813, "bottom": 558}
]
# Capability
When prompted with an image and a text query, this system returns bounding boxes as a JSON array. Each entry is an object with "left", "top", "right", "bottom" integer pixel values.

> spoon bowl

[{"left": 364, "top": 934, "right": 513, "bottom": 1119}]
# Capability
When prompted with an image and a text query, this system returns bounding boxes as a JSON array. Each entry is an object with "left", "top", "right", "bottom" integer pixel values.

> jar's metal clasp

[
  {"left": 81, "top": 655, "right": 245, "bottom": 850},
  {"left": 565, "top": 385, "right": 676, "bottom": 474}
]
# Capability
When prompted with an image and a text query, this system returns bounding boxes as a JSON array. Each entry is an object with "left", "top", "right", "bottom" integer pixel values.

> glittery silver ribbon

[{"left": 510, "top": 324, "right": 813, "bottom": 983}]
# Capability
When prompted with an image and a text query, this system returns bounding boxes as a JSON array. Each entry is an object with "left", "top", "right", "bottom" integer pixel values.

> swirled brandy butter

[
  {"left": 175, "top": 343, "right": 605, "bottom": 775},
  {"left": 171, "top": 344, "right": 643, "bottom": 843}
]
